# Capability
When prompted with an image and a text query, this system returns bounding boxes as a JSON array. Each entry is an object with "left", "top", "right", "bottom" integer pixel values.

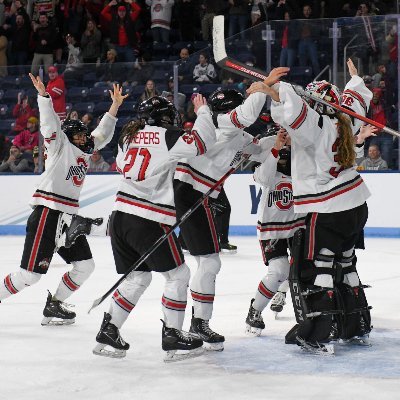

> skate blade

[
  {"left": 92, "top": 343, "right": 127, "bottom": 359},
  {"left": 300, "top": 343, "right": 335, "bottom": 356},
  {"left": 203, "top": 342, "right": 224, "bottom": 351},
  {"left": 341, "top": 337, "right": 371, "bottom": 347},
  {"left": 220, "top": 249, "right": 237, "bottom": 255},
  {"left": 164, "top": 347, "right": 205, "bottom": 362},
  {"left": 181, "top": 249, "right": 189, "bottom": 254},
  {"left": 245, "top": 324, "right": 262, "bottom": 337},
  {"left": 41, "top": 317, "right": 75, "bottom": 326}
]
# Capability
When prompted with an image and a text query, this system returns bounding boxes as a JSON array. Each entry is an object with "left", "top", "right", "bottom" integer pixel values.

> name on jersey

[
  {"left": 133, "top": 131, "right": 160, "bottom": 145},
  {"left": 66, "top": 156, "right": 88, "bottom": 187},
  {"left": 268, "top": 182, "right": 293, "bottom": 210}
]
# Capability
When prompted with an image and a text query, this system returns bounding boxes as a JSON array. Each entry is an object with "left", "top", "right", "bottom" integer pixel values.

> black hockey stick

[
  {"left": 88, "top": 142, "right": 258, "bottom": 313},
  {"left": 212, "top": 16, "right": 400, "bottom": 139}
]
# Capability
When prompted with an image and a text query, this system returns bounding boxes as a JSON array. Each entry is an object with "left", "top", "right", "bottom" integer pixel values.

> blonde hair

[{"left": 336, "top": 113, "right": 355, "bottom": 169}]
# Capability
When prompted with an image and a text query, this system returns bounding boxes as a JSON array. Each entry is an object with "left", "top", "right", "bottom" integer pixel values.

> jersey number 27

[{"left": 123, "top": 148, "right": 151, "bottom": 180}]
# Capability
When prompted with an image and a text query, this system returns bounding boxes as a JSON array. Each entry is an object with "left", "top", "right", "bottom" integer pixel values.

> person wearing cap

[
  {"left": 0, "top": 144, "right": 33, "bottom": 172},
  {"left": 12, "top": 116, "right": 40, "bottom": 152},
  {"left": 46, "top": 65, "right": 67, "bottom": 120},
  {"left": 30, "top": 12, "right": 56, "bottom": 76},
  {"left": 13, "top": 92, "right": 39, "bottom": 132},
  {"left": 101, "top": 0, "right": 141, "bottom": 63}
]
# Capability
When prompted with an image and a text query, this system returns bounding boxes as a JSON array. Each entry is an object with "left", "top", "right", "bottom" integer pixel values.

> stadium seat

[
  {"left": 93, "top": 102, "right": 111, "bottom": 115},
  {"left": 74, "top": 102, "right": 95, "bottom": 114},
  {"left": 0, "top": 119, "right": 15, "bottom": 133},
  {"left": 0, "top": 104, "right": 9, "bottom": 118},
  {"left": 0, "top": 76, "right": 19, "bottom": 89},
  {"left": 66, "top": 87, "right": 89, "bottom": 102},
  {"left": 82, "top": 72, "right": 97, "bottom": 86},
  {"left": 1, "top": 88, "right": 23, "bottom": 104},
  {"left": 86, "top": 86, "right": 109, "bottom": 102},
  {"left": 118, "top": 101, "right": 137, "bottom": 117}
]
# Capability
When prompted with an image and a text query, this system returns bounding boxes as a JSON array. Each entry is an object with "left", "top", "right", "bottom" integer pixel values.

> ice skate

[
  {"left": 189, "top": 317, "right": 225, "bottom": 351},
  {"left": 220, "top": 242, "right": 237, "bottom": 254},
  {"left": 341, "top": 334, "right": 371, "bottom": 347},
  {"left": 41, "top": 291, "right": 76, "bottom": 326},
  {"left": 93, "top": 313, "right": 130, "bottom": 358},
  {"left": 270, "top": 291, "right": 286, "bottom": 318},
  {"left": 296, "top": 336, "right": 335, "bottom": 356},
  {"left": 64, "top": 215, "right": 103, "bottom": 248},
  {"left": 161, "top": 320, "right": 204, "bottom": 362},
  {"left": 245, "top": 298, "right": 265, "bottom": 336}
]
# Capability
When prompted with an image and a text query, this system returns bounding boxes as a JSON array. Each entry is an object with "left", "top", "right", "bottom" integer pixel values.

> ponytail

[
  {"left": 336, "top": 113, "right": 355, "bottom": 169},
  {"left": 119, "top": 119, "right": 146, "bottom": 147}
]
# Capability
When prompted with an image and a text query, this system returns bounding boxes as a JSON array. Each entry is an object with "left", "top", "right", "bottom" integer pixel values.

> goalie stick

[
  {"left": 88, "top": 139, "right": 259, "bottom": 313},
  {"left": 212, "top": 16, "right": 400, "bottom": 139}
]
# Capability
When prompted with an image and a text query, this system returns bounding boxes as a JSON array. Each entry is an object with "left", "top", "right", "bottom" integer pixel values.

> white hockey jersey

[
  {"left": 113, "top": 104, "right": 216, "bottom": 225},
  {"left": 174, "top": 92, "right": 267, "bottom": 198},
  {"left": 30, "top": 95, "right": 117, "bottom": 214},
  {"left": 254, "top": 148, "right": 306, "bottom": 240},
  {"left": 271, "top": 76, "right": 373, "bottom": 214}
]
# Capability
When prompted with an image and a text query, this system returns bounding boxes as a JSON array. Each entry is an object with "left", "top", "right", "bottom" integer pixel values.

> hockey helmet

[
  {"left": 277, "top": 146, "right": 291, "bottom": 176},
  {"left": 62, "top": 119, "right": 94, "bottom": 154},
  {"left": 304, "top": 80, "right": 341, "bottom": 115},
  {"left": 137, "top": 96, "right": 181, "bottom": 127},
  {"left": 208, "top": 89, "right": 244, "bottom": 113}
]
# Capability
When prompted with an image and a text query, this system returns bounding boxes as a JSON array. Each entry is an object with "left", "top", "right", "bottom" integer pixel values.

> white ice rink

[{"left": 1, "top": 236, "right": 399, "bottom": 400}]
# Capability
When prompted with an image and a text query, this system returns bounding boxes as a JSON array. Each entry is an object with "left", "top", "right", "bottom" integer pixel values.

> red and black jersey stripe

[
  {"left": 229, "top": 110, "right": 245, "bottom": 129},
  {"left": 289, "top": 101, "right": 308, "bottom": 130},
  {"left": 33, "top": 189, "right": 79, "bottom": 208},
  {"left": 175, "top": 162, "right": 221, "bottom": 192},
  {"left": 257, "top": 217, "right": 306, "bottom": 232},
  {"left": 116, "top": 191, "right": 176, "bottom": 217},
  {"left": 294, "top": 175, "right": 363, "bottom": 206},
  {"left": 342, "top": 89, "right": 367, "bottom": 112}
]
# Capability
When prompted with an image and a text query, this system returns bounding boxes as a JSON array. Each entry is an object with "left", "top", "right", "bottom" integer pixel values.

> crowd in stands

[{"left": 0, "top": 0, "right": 398, "bottom": 173}]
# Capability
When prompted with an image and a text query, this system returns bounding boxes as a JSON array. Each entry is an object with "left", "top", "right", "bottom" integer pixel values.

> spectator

[
  {"left": 176, "top": 0, "right": 197, "bottom": 41},
  {"left": 32, "top": 145, "right": 40, "bottom": 173},
  {"left": 146, "top": 0, "right": 175, "bottom": 44},
  {"left": 275, "top": 5, "right": 297, "bottom": 69},
  {"left": 201, "top": 0, "right": 226, "bottom": 41},
  {"left": 66, "top": 109, "right": 79, "bottom": 120},
  {"left": 177, "top": 47, "right": 195, "bottom": 83},
  {"left": 63, "top": 33, "right": 83, "bottom": 81},
  {"left": 46, "top": 65, "right": 67, "bottom": 120},
  {"left": 123, "top": 52, "right": 155, "bottom": 87},
  {"left": 0, "top": 144, "right": 33, "bottom": 172},
  {"left": 0, "top": 133, "right": 10, "bottom": 162},
  {"left": 96, "top": 48, "right": 124, "bottom": 85},
  {"left": 161, "top": 76, "right": 186, "bottom": 112},
  {"left": 9, "top": 0, "right": 30, "bottom": 24},
  {"left": 101, "top": 0, "right": 141, "bottom": 63},
  {"left": 80, "top": 19, "right": 102, "bottom": 64},
  {"left": 13, "top": 92, "right": 38, "bottom": 133},
  {"left": 0, "top": 26, "right": 8, "bottom": 78},
  {"left": 81, "top": 112, "right": 95, "bottom": 130},
  {"left": 228, "top": 0, "right": 249, "bottom": 41},
  {"left": 193, "top": 52, "right": 217, "bottom": 83},
  {"left": 372, "top": 64, "right": 386, "bottom": 88},
  {"left": 250, "top": 0, "right": 267, "bottom": 25},
  {"left": 359, "top": 144, "right": 389, "bottom": 170},
  {"left": 88, "top": 150, "right": 111, "bottom": 172},
  {"left": 12, "top": 116, "right": 40, "bottom": 153},
  {"left": 32, "top": 0, "right": 55, "bottom": 22},
  {"left": 139, "top": 79, "right": 159, "bottom": 101},
  {"left": 298, "top": 4, "right": 320, "bottom": 76},
  {"left": 7, "top": 13, "right": 31, "bottom": 75},
  {"left": 30, "top": 12, "right": 56, "bottom": 76}
]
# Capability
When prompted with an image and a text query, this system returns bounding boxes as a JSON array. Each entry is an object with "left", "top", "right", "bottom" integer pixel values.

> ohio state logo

[
  {"left": 66, "top": 156, "right": 88, "bottom": 187},
  {"left": 182, "top": 130, "right": 198, "bottom": 145},
  {"left": 268, "top": 182, "right": 293, "bottom": 210}
]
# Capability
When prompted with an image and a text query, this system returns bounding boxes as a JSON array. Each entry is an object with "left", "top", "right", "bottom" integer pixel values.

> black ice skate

[
  {"left": 161, "top": 320, "right": 204, "bottom": 362},
  {"left": 296, "top": 336, "right": 335, "bottom": 356},
  {"left": 41, "top": 291, "right": 76, "bottom": 326},
  {"left": 245, "top": 298, "right": 265, "bottom": 336},
  {"left": 93, "top": 313, "right": 130, "bottom": 358},
  {"left": 189, "top": 317, "right": 225, "bottom": 351},
  {"left": 220, "top": 242, "right": 237, "bottom": 254},
  {"left": 64, "top": 215, "right": 103, "bottom": 248},
  {"left": 270, "top": 291, "right": 286, "bottom": 318}
]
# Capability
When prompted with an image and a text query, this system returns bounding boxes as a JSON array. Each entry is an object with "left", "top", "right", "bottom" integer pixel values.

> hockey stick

[
  {"left": 212, "top": 16, "right": 400, "bottom": 139},
  {"left": 88, "top": 142, "right": 258, "bottom": 313}
]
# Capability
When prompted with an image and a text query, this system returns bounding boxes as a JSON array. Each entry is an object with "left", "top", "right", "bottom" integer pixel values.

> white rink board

[{"left": 0, "top": 172, "right": 399, "bottom": 234}]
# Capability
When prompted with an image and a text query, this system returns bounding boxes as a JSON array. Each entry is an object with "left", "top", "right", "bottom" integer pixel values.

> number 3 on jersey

[{"left": 123, "top": 148, "right": 151, "bottom": 180}]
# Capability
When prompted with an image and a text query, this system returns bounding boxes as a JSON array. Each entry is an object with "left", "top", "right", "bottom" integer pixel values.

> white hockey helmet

[{"left": 304, "top": 80, "right": 341, "bottom": 115}]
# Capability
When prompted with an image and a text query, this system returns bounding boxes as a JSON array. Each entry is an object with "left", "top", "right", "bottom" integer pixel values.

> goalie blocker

[{"left": 286, "top": 229, "right": 372, "bottom": 345}]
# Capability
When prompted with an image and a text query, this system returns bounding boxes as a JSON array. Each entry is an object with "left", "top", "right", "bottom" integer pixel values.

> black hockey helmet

[
  {"left": 137, "top": 96, "right": 182, "bottom": 127},
  {"left": 277, "top": 146, "right": 291, "bottom": 176},
  {"left": 62, "top": 119, "right": 94, "bottom": 154},
  {"left": 208, "top": 89, "right": 244, "bottom": 113}
]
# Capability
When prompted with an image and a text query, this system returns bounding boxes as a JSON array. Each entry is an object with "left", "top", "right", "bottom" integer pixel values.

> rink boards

[{"left": 0, "top": 171, "right": 399, "bottom": 237}]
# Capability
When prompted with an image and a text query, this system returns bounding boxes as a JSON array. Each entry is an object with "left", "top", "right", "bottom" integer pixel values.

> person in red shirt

[
  {"left": 101, "top": 0, "right": 141, "bottom": 63},
  {"left": 12, "top": 92, "right": 38, "bottom": 133},
  {"left": 12, "top": 116, "right": 40, "bottom": 153},
  {"left": 46, "top": 65, "right": 66, "bottom": 120}
]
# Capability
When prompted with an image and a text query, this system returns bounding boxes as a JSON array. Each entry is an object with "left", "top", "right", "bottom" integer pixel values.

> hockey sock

[
  {"left": 109, "top": 271, "right": 152, "bottom": 328},
  {"left": 0, "top": 268, "right": 41, "bottom": 300},
  {"left": 89, "top": 215, "right": 110, "bottom": 237},
  {"left": 190, "top": 253, "right": 221, "bottom": 320},
  {"left": 54, "top": 259, "right": 95, "bottom": 302},
  {"left": 161, "top": 264, "right": 190, "bottom": 330},
  {"left": 253, "top": 257, "right": 289, "bottom": 311}
]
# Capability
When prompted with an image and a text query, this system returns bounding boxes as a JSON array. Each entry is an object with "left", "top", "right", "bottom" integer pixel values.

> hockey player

[
  {"left": 92, "top": 94, "right": 218, "bottom": 362},
  {"left": 0, "top": 75, "right": 127, "bottom": 325},
  {"left": 248, "top": 59, "right": 377, "bottom": 354},
  {"left": 245, "top": 128, "right": 306, "bottom": 335},
  {"left": 173, "top": 67, "right": 289, "bottom": 350}
]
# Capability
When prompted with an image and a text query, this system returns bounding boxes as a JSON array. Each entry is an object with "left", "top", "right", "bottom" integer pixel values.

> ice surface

[{"left": 0, "top": 236, "right": 399, "bottom": 400}]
